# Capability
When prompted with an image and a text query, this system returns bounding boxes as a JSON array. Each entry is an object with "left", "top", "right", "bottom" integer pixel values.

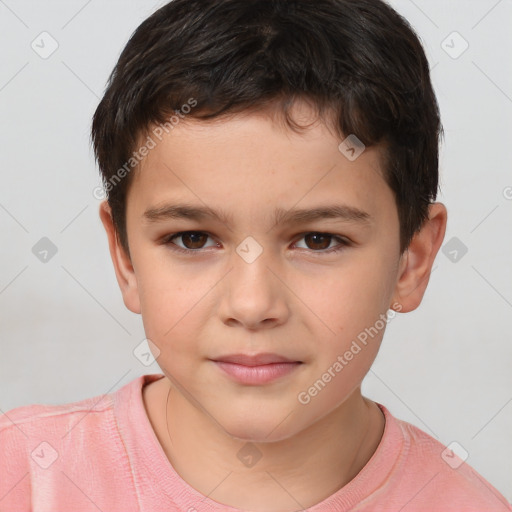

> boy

[{"left": 1, "top": 0, "right": 510, "bottom": 510}]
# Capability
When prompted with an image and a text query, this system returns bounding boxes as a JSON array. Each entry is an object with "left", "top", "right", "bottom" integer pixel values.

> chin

[{"left": 219, "top": 411, "right": 304, "bottom": 444}]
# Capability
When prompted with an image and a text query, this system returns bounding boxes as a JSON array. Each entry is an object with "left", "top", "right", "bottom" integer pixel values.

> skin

[{"left": 99, "top": 99, "right": 447, "bottom": 511}]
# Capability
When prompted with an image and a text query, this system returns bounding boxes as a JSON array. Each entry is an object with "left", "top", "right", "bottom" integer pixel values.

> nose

[{"left": 218, "top": 245, "right": 290, "bottom": 330}]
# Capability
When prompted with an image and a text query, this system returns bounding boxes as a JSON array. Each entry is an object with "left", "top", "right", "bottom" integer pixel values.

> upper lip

[{"left": 211, "top": 353, "right": 301, "bottom": 366}]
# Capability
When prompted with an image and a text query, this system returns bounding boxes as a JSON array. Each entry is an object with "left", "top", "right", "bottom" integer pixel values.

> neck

[{"left": 144, "top": 376, "right": 385, "bottom": 511}]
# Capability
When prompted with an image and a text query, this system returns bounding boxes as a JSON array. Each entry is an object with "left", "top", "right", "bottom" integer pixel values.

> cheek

[
  {"left": 307, "top": 258, "right": 394, "bottom": 333},
  {"left": 298, "top": 251, "right": 396, "bottom": 379},
  {"left": 135, "top": 260, "right": 203, "bottom": 359},
  {"left": 136, "top": 247, "right": 202, "bottom": 322},
  {"left": 295, "top": 265, "right": 391, "bottom": 413}
]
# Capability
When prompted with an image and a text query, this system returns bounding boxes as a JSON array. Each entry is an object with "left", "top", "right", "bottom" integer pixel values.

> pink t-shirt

[{"left": 1, "top": 373, "right": 510, "bottom": 511}]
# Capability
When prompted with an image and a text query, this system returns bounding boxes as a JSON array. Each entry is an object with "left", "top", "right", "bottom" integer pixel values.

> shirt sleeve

[{"left": 0, "top": 406, "right": 33, "bottom": 512}]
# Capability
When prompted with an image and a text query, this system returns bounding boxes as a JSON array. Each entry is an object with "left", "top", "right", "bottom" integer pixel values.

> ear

[
  {"left": 391, "top": 202, "right": 447, "bottom": 313},
  {"left": 99, "top": 201, "right": 141, "bottom": 314}
]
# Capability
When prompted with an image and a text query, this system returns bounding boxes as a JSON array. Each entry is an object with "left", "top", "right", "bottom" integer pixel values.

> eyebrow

[
  {"left": 142, "top": 203, "right": 372, "bottom": 227},
  {"left": 143, "top": 204, "right": 373, "bottom": 225}
]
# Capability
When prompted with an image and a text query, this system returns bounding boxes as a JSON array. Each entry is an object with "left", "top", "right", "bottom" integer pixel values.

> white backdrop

[{"left": 1, "top": 0, "right": 511, "bottom": 503}]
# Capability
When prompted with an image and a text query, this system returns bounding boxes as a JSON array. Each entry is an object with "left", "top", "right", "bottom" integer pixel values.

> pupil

[
  {"left": 184, "top": 233, "right": 206, "bottom": 249},
  {"left": 306, "top": 233, "right": 330, "bottom": 250}
]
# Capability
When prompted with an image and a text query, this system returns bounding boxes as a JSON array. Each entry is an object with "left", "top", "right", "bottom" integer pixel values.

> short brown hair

[{"left": 91, "top": 0, "right": 442, "bottom": 257}]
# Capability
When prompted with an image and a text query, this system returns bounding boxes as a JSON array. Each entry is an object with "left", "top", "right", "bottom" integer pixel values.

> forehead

[{"left": 126, "top": 108, "right": 395, "bottom": 230}]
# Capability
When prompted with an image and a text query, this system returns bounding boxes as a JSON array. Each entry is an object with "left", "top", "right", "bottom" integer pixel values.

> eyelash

[{"left": 161, "top": 231, "right": 350, "bottom": 255}]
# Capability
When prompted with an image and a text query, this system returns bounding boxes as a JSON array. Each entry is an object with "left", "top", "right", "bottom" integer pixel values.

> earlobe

[
  {"left": 98, "top": 201, "right": 141, "bottom": 314},
  {"left": 391, "top": 202, "right": 447, "bottom": 313}
]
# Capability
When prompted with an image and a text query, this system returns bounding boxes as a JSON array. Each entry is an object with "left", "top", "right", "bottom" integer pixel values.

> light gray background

[{"left": 1, "top": 0, "right": 511, "bottom": 503}]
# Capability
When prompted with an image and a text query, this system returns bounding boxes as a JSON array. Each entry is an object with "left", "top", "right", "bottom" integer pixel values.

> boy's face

[{"left": 103, "top": 101, "right": 423, "bottom": 441}]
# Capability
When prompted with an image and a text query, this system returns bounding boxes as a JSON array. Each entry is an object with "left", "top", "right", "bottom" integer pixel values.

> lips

[
  {"left": 211, "top": 355, "right": 302, "bottom": 385},
  {"left": 211, "top": 353, "right": 301, "bottom": 366}
]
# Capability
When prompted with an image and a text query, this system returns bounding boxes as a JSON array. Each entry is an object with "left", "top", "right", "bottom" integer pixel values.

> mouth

[{"left": 209, "top": 353, "right": 303, "bottom": 385}]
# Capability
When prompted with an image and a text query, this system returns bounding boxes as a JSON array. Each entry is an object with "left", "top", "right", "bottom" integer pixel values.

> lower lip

[{"left": 213, "top": 361, "right": 302, "bottom": 385}]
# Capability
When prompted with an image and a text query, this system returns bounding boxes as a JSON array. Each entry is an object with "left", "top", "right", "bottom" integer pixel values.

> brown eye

[
  {"left": 168, "top": 231, "right": 216, "bottom": 250},
  {"left": 294, "top": 232, "right": 349, "bottom": 253},
  {"left": 164, "top": 231, "right": 348, "bottom": 255},
  {"left": 182, "top": 232, "right": 208, "bottom": 249},
  {"left": 303, "top": 233, "right": 333, "bottom": 250}
]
